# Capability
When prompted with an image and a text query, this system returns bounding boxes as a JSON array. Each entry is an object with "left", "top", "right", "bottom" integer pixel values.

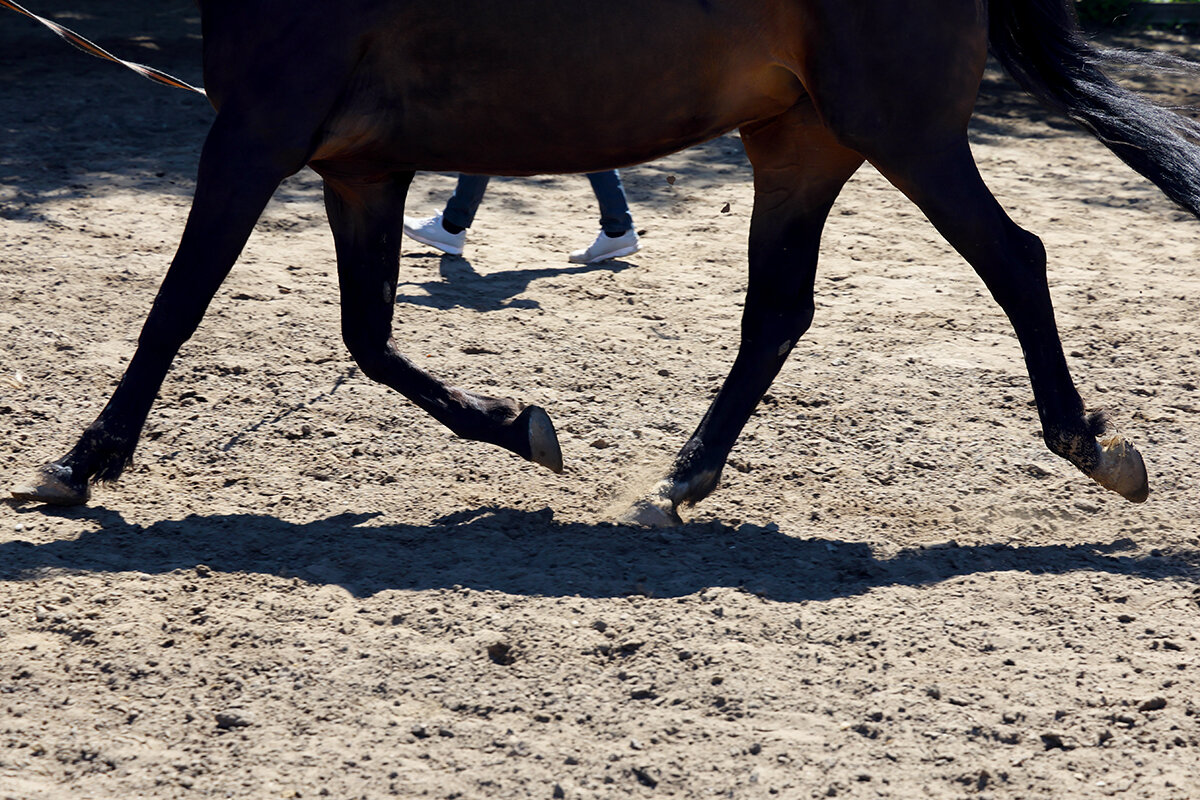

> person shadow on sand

[{"left": 395, "top": 253, "right": 635, "bottom": 312}]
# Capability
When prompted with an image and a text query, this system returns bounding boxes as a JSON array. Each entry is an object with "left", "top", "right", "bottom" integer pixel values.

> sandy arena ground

[{"left": 3, "top": 5, "right": 1200, "bottom": 798}]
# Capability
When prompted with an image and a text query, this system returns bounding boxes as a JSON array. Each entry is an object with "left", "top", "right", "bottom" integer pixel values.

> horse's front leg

[
  {"left": 626, "top": 107, "right": 864, "bottom": 526},
  {"left": 321, "top": 174, "right": 562, "bottom": 474},
  {"left": 11, "top": 112, "right": 300, "bottom": 505}
]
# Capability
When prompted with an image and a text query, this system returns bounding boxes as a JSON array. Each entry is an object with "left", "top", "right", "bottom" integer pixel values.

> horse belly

[{"left": 309, "top": 1, "right": 800, "bottom": 176}]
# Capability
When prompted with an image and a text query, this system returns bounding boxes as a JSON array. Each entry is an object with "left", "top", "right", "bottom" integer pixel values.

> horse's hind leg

[
  {"left": 321, "top": 175, "right": 563, "bottom": 473},
  {"left": 866, "top": 139, "right": 1148, "bottom": 502},
  {"left": 626, "top": 104, "right": 864, "bottom": 526},
  {"left": 12, "top": 112, "right": 302, "bottom": 505},
  {"left": 787, "top": 5, "right": 1148, "bottom": 504}
]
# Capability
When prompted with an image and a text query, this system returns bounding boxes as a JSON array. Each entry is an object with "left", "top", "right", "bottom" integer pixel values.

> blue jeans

[{"left": 443, "top": 170, "right": 634, "bottom": 235}]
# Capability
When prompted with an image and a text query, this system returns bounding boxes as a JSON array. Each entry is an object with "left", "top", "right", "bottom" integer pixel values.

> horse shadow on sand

[
  {"left": 4, "top": 504, "right": 1198, "bottom": 603},
  {"left": 395, "top": 253, "right": 635, "bottom": 312}
]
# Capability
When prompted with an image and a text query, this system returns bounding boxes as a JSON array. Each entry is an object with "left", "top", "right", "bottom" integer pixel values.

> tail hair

[{"left": 988, "top": 0, "right": 1200, "bottom": 217}]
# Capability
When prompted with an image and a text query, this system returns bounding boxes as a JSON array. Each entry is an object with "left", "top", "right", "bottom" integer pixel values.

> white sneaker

[
  {"left": 568, "top": 229, "right": 639, "bottom": 264},
  {"left": 403, "top": 212, "right": 466, "bottom": 256}
]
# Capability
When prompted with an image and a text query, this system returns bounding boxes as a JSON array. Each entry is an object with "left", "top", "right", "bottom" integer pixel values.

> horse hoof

[
  {"left": 1090, "top": 435, "right": 1149, "bottom": 503},
  {"left": 620, "top": 496, "right": 684, "bottom": 528},
  {"left": 10, "top": 465, "right": 90, "bottom": 506},
  {"left": 521, "top": 406, "right": 563, "bottom": 474}
]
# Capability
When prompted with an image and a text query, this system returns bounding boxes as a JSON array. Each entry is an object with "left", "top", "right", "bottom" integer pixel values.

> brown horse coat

[{"left": 14, "top": 0, "right": 1200, "bottom": 521}]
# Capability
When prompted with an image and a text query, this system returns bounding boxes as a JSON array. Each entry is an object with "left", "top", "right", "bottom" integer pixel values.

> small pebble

[
  {"left": 920, "top": 540, "right": 958, "bottom": 550},
  {"left": 1040, "top": 732, "right": 1068, "bottom": 750},
  {"left": 215, "top": 710, "right": 254, "bottom": 730},
  {"left": 1139, "top": 697, "right": 1167, "bottom": 712},
  {"left": 486, "top": 642, "right": 515, "bottom": 666}
]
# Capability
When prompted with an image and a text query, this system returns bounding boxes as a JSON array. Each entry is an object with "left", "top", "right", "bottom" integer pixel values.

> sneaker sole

[
  {"left": 403, "top": 230, "right": 464, "bottom": 256},
  {"left": 568, "top": 243, "right": 640, "bottom": 264}
]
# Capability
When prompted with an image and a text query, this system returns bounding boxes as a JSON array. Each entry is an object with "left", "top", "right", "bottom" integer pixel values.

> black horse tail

[{"left": 988, "top": 0, "right": 1200, "bottom": 217}]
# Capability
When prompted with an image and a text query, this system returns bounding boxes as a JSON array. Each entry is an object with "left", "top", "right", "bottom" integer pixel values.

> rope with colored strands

[{"left": 1, "top": 0, "right": 206, "bottom": 96}]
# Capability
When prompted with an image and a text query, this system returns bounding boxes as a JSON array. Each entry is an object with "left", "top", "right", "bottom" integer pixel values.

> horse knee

[
  {"left": 343, "top": 332, "right": 392, "bottom": 383},
  {"left": 742, "top": 301, "right": 814, "bottom": 350},
  {"left": 793, "top": 304, "right": 815, "bottom": 337},
  {"left": 985, "top": 226, "right": 1049, "bottom": 308},
  {"left": 776, "top": 307, "right": 814, "bottom": 357}
]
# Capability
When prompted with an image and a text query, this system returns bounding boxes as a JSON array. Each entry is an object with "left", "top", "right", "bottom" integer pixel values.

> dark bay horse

[{"left": 12, "top": 0, "right": 1200, "bottom": 524}]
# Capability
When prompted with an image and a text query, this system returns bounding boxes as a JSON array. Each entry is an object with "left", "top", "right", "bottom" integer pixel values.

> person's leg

[
  {"left": 442, "top": 174, "right": 491, "bottom": 231},
  {"left": 586, "top": 170, "right": 633, "bottom": 235},
  {"left": 570, "top": 170, "right": 639, "bottom": 264},
  {"left": 403, "top": 173, "right": 490, "bottom": 255}
]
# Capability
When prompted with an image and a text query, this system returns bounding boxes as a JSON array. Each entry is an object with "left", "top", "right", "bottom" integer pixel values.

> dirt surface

[{"left": 3, "top": 6, "right": 1200, "bottom": 799}]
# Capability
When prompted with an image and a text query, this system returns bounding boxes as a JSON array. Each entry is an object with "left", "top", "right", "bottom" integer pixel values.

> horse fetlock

[
  {"left": 1088, "top": 435, "right": 1150, "bottom": 503},
  {"left": 670, "top": 468, "right": 722, "bottom": 507},
  {"left": 1043, "top": 426, "right": 1098, "bottom": 472},
  {"left": 69, "top": 425, "right": 138, "bottom": 483}
]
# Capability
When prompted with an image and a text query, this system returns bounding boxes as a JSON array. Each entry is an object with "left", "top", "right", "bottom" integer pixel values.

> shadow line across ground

[{"left": 4, "top": 504, "right": 1197, "bottom": 602}]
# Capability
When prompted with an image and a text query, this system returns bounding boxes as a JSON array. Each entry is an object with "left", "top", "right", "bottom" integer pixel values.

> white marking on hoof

[
  {"left": 619, "top": 480, "right": 683, "bottom": 528},
  {"left": 617, "top": 469, "right": 721, "bottom": 528},
  {"left": 1090, "top": 435, "right": 1149, "bottom": 503},
  {"left": 10, "top": 467, "right": 89, "bottom": 506},
  {"left": 525, "top": 406, "right": 563, "bottom": 474},
  {"left": 620, "top": 497, "right": 684, "bottom": 528}
]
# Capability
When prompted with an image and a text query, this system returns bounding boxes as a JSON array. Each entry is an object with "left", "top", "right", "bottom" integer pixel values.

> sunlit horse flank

[{"left": 12, "top": 0, "right": 1200, "bottom": 524}]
